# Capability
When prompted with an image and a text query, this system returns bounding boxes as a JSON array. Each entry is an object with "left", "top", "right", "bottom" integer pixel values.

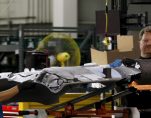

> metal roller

[{"left": 130, "top": 0, "right": 151, "bottom": 4}]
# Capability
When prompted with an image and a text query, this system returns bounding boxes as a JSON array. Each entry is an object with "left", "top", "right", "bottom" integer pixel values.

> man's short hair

[{"left": 139, "top": 26, "right": 151, "bottom": 40}]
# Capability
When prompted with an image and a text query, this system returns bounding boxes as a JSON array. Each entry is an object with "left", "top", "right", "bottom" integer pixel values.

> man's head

[{"left": 139, "top": 26, "right": 151, "bottom": 58}]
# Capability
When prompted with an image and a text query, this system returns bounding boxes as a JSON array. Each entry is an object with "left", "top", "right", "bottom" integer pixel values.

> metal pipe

[
  {"left": 79, "top": 31, "right": 92, "bottom": 50},
  {"left": 32, "top": 0, "right": 35, "bottom": 23},
  {"left": 18, "top": 25, "right": 24, "bottom": 72},
  {"left": 47, "top": 83, "right": 116, "bottom": 111},
  {"left": 37, "top": 0, "right": 40, "bottom": 22},
  {"left": 44, "top": 0, "right": 47, "bottom": 23},
  {"left": 41, "top": 0, "right": 43, "bottom": 23},
  {"left": 48, "top": 0, "right": 51, "bottom": 23},
  {"left": 27, "top": 0, "right": 30, "bottom": 23}
]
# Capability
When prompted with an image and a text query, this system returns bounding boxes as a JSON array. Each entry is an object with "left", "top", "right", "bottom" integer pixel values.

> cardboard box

[
  {"left": 91, "top": 48, "right": 136, "bottom": 65},
  {"left": 117, "top": 35, "right": 134, "bottom": 52}
]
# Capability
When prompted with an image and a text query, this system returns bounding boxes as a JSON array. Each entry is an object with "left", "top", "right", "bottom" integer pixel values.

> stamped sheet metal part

[{"left": 0, "top": 65, "right": 139, "bottom": 105}]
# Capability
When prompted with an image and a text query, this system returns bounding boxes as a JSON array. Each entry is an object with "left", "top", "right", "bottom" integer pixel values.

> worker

[{"left": 125, "top": 25, "right": 151, "bottom": 118}]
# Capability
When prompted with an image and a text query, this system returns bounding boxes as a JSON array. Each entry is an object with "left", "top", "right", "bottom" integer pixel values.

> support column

[{"left": 52, "top": 0, "right": 78, "bottom": 37}]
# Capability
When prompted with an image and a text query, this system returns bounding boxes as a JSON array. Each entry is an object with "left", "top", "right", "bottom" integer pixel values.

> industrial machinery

[
  {"left": 25, "top": 33, "right": 81, "bottom": 69},
  {"left": 94, "top": 0, "right": 149, "bottom": 51},
  {"left": 36, "top": 33, "right": 81, "bottom": 67}
]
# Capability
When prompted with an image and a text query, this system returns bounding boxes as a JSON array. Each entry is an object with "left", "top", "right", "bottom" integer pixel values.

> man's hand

[{"left": 128, "top": 81, "right": 151, "bottom": 91}]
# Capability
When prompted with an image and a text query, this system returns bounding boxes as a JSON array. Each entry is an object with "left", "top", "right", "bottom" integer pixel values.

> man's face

[{"left": 140, "top": 32, "right": 151, "bottom": 54}]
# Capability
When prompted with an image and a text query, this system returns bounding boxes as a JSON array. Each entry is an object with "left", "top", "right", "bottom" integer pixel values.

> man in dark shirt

[{"left": 126, "top": 26, "right": 151, "bottom": 118}]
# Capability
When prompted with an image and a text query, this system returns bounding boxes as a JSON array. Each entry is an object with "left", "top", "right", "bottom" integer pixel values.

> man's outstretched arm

[
  {"left": 0, "top": 80, "right": 35, "bottom": 102},
  {"left": 0, "top": 85, "right": 19, "bottom": 102}
]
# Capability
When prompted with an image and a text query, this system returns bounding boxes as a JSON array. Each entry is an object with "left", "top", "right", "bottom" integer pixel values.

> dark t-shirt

[
  {"left": 125, "top": 57, "right": 151, "bottom": 118},
  {"left": 126, "top": 57, "right": 151, "bottom": 108}
]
